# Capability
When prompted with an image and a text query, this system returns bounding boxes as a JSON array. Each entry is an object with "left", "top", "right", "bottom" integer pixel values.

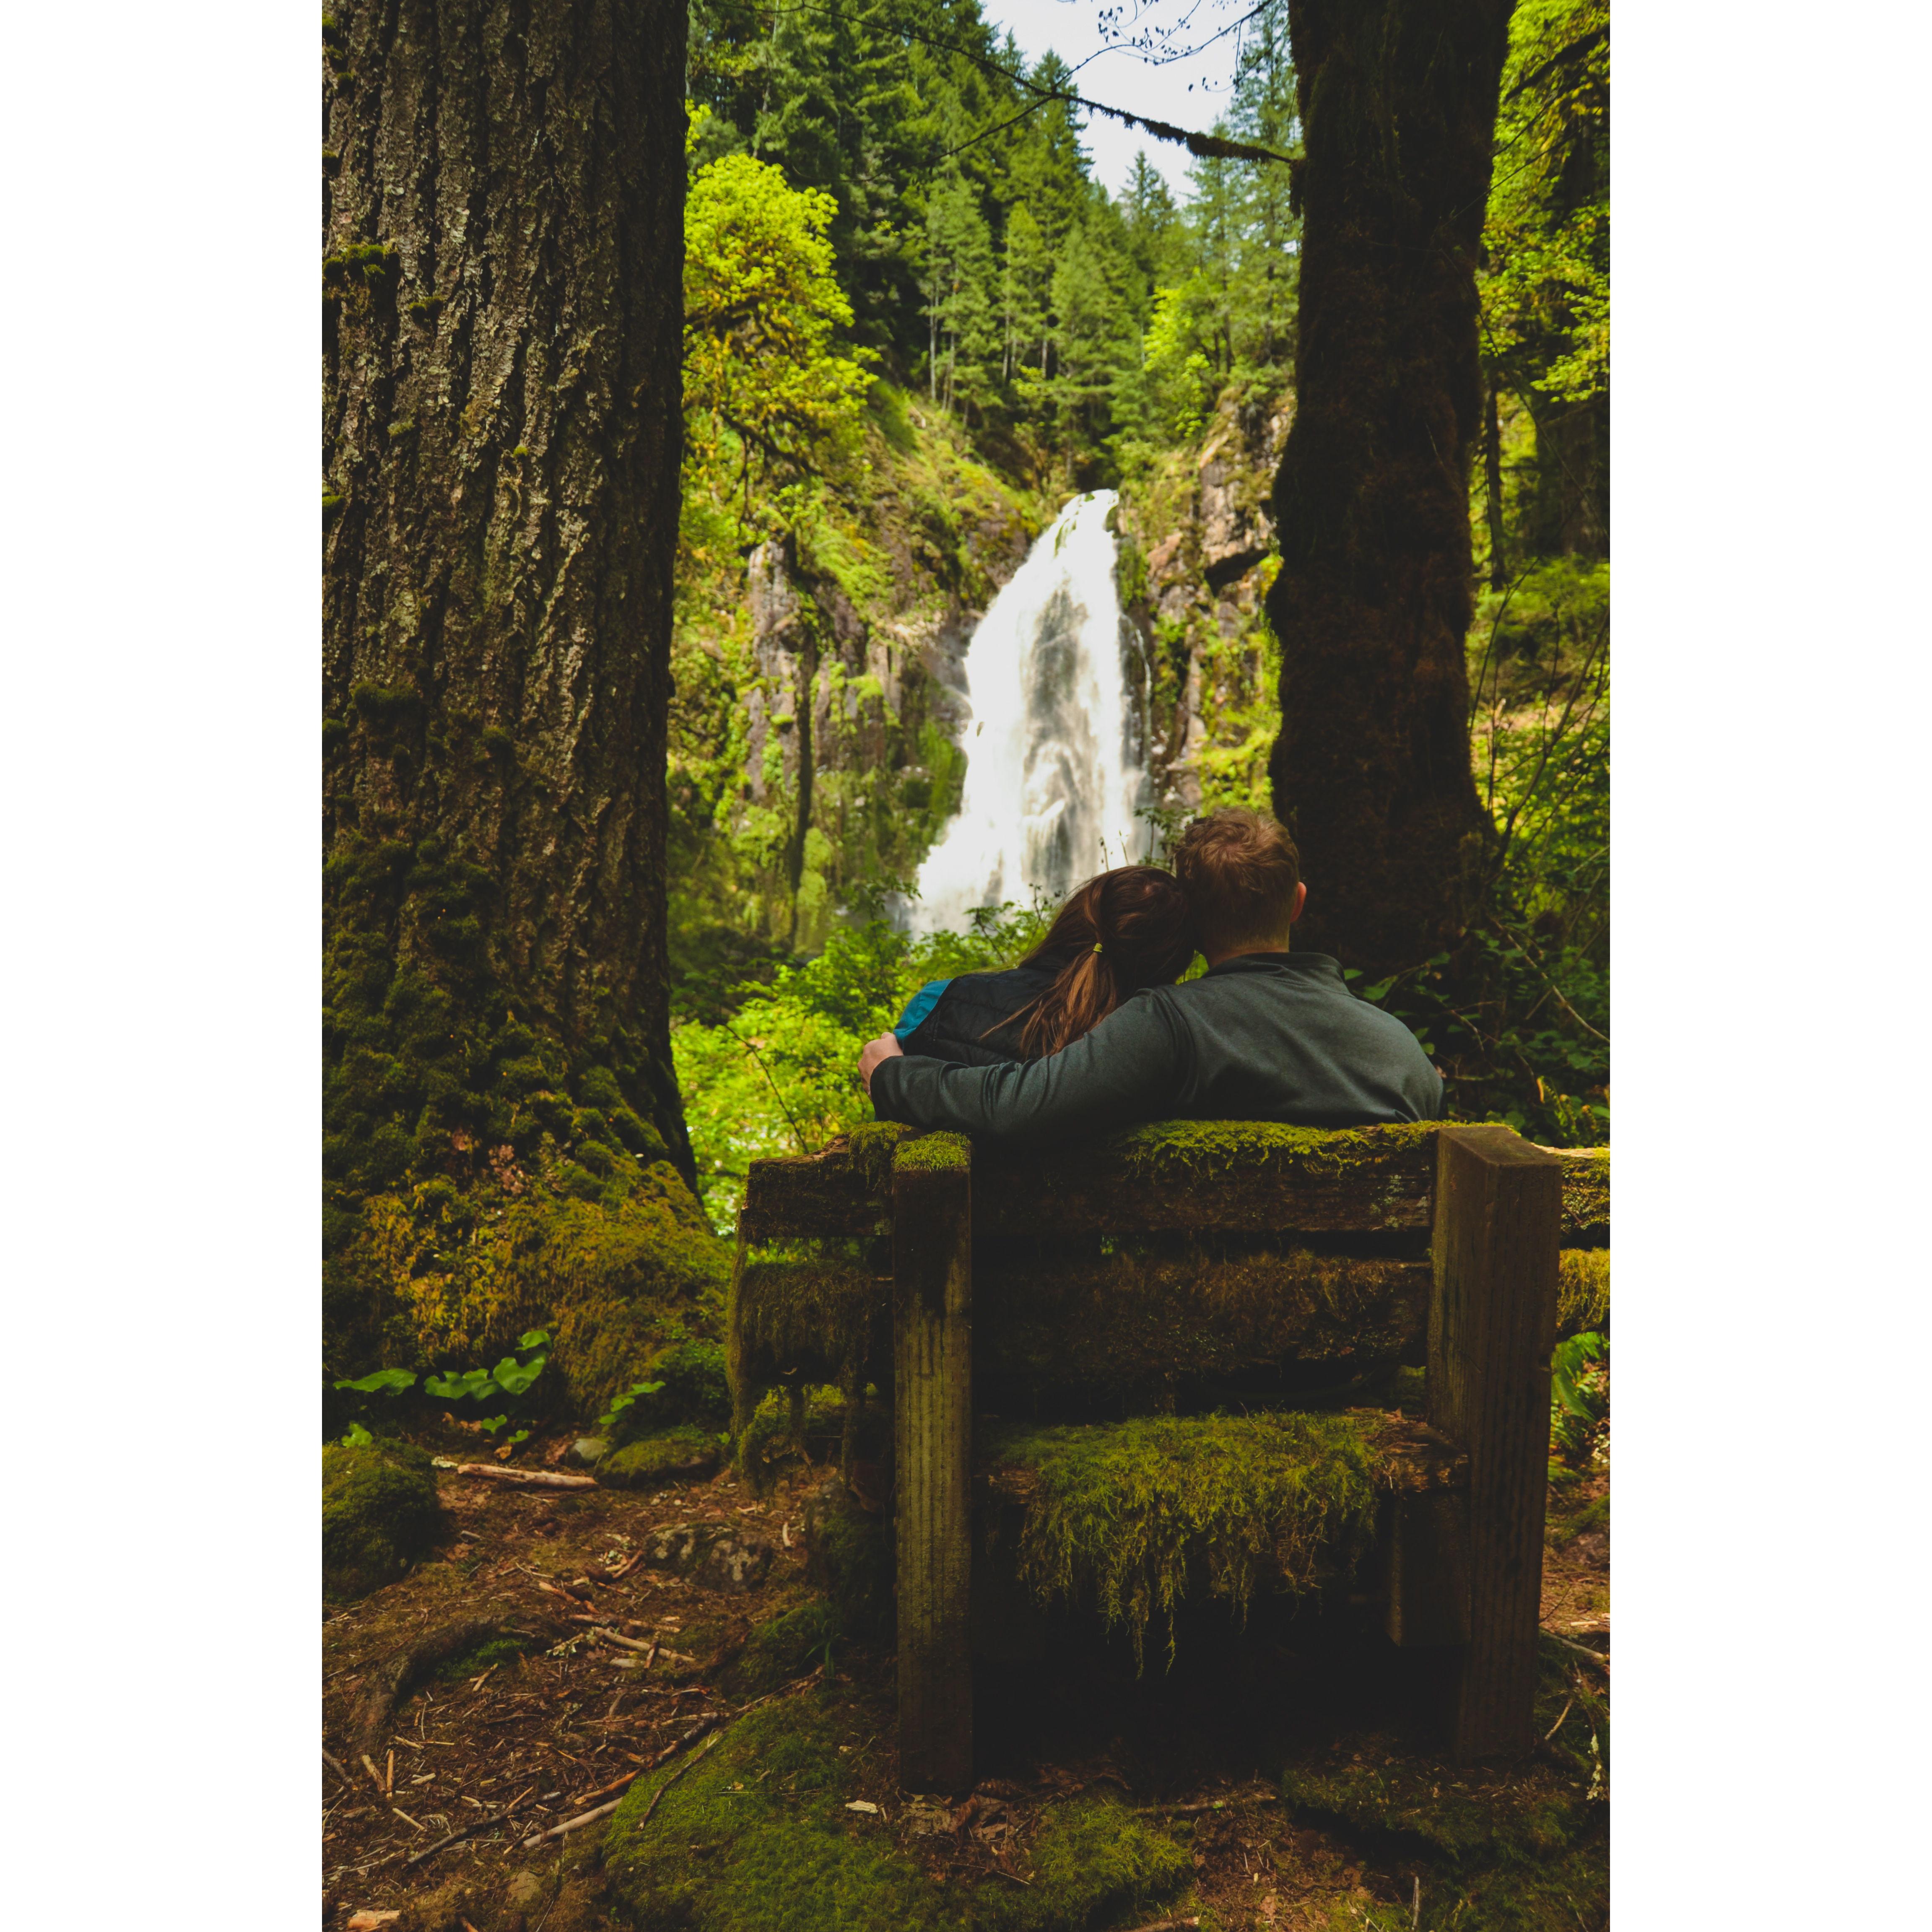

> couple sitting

[{"left": 860, "top": 807, "right": 1444, "bottom": 1139}]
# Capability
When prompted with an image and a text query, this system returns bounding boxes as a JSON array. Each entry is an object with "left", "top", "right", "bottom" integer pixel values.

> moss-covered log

[{"left": 745, "top": 1123, "right": 1608, "bottom": 1249}]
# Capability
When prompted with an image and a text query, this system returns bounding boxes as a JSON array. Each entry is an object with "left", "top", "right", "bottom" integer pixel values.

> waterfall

[{"left": 906, "top": 490, "right": 1151, "bottom": 933}]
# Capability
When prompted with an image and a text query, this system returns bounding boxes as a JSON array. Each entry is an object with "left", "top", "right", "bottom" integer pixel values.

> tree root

[{"left": 348, "top": 1618, "right": 502, "bottom": 1764}]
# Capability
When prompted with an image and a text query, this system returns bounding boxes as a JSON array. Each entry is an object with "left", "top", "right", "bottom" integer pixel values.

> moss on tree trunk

[
  {"left": 1265, "top": 0, "right": 1515, "bottom": 971},
  {"left": 322, "top": 2, "right": 724, "bottom": 1384}
]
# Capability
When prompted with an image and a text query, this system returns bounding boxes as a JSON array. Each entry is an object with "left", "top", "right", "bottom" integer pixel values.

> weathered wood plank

[
  {"left": 730, "top": 1246, "right": 1430, "bottom": 1415},
  {"left": 1385, "top": 1489, "right": 1471, "bottom": 1648},
  {"left": 972, "top": 1124, "right": 1438, "bottom": 1235},
  {"left": 745, "top": 1122, "right": 1608, "bottom": 1244},
  {"left": 1430, "top": 1125, "right": 1562, "bottom": 1761},
  {"left": 892, "top": 1135, "right": 974, "bottom": 1793},
  {"left": 974, "top": 1249, "right": 1429, "bottom": 1411}
]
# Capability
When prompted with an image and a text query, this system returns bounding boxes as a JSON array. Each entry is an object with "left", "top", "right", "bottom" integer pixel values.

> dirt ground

[{"left": 323, "top": 1435, "right": 1609, "bottom": 1931}]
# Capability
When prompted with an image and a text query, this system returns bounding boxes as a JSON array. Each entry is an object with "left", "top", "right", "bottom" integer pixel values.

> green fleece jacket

[{"left": 869, "top": 951, "right": 1443, "bottom": 1141}]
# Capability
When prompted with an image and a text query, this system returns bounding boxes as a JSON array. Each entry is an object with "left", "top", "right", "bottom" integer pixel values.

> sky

[{"left": 978, "top": 0, "right": 1251, "bottom": 199}]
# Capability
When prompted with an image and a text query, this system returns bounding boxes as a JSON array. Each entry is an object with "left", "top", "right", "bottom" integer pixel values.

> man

[{"left": 859, "top": 807, "right": 1443, "bottom": 1137}]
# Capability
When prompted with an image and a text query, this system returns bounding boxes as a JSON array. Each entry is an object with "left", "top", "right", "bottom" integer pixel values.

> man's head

[{"left": 1170, "top": 807, "right": 1307, "bottom": 963}]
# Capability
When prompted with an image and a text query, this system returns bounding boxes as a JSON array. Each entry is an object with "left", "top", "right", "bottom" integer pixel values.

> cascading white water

[{"left": 906, "top": 490, "right": 1150, "bottom": 932}]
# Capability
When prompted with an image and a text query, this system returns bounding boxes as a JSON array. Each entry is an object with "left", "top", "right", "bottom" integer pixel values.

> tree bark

[
  {"left": 1265, "top": 0, "right": 1514, "bottom": 972},
  {"left": 322, "top": 0, "right": 697, "bottom": 1207}
]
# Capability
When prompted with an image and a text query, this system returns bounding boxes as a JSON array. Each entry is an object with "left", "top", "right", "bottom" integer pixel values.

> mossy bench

[{"left": 732, "top": 1121, "right": 1609, "bottom": 1789}]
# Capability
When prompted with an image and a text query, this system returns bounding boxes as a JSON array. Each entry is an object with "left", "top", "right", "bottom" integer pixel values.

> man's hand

[{"left": 858, "top": 1033, "right": 903, "bottom": 1093}]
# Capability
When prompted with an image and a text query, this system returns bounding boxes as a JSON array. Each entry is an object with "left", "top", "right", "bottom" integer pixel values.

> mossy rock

[
  {"left": 322, "top": 1440, "right": 444, "bottom": 1599},
  {"left": 599, "top": 1424, "right": 722, "bottom": 1489},
  {"left": 603, "top": 1696, "right": 1191, "bottom": 1931}
]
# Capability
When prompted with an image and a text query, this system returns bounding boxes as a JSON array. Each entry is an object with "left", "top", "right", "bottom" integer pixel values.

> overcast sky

[{"left": 978, "top": 0, "right": 1250, "bottom": 200}]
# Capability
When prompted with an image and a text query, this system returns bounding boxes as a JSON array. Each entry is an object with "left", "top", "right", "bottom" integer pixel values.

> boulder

[{"left": 322, "top": 1440, "right": 444, "bottom": 1599}]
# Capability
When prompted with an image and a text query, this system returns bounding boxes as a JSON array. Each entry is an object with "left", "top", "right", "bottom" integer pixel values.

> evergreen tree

[{"left": 921, "top": 165, "right": 999, "bottom": 415}]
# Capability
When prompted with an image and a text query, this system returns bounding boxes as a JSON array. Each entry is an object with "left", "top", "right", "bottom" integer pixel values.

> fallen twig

[
  {"left": 323, "top": 1748, "right": 352, "bottom": 1784},
  {"left": 519, "top": 1794, "right": 629, "bottom": 1847},
  {"left": 1541, "top": 1631, "right": 1610, "bottom": 1674},
  {"left": 633, "top": 1732, "right": 722, "bottom": 1833},
  {"left": 1544, "top": 1696, "right": 1576, "bottom": 1742},
  {"left": 404, "top": 1787, "right": 533, "bottom": 1868},
  {"left": 590, "top": 1626, "right": 653, "bottom": 1652},
  {"left": 566, "top": 1767, "right": 649, "bottom": 1809},
  {"left": 434, "top": 1459, "right": 597, "bottom": 1490}
]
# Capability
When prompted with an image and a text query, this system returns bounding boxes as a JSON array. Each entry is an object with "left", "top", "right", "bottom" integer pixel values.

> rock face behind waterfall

[
  {"left": 1118, "top": 388, "right": 1295, "bottom": 820},
  {"left": 668, "top": 397, "right": 1033, "bottom": 960}
]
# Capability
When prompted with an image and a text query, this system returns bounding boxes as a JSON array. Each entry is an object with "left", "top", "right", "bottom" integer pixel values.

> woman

[{"left": 888, "top": 865, "right": 1197, "bottom": 1067}]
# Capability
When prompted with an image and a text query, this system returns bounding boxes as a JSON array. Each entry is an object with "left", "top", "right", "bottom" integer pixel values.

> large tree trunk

[
  {"left": 324, "top": 3, "right": 721, "bottom": 1383},
  {"left": 1265, "top": 0, "right": 1513, "bottom": 972}
]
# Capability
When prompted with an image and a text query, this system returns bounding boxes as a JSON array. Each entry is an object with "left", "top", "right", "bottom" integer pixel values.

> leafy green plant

[
  {"left": 599, "top": 1379, "right": 666, "bottom": 1434},
  {"left": 424, "top": 1329, "right": 550, "bottom": 1404},
  {"left": 342, "top": 1420, "right": 374, "bottom": 1447},
  {"left": 334, "top": 1367, "right": 417, "bottom": 1397},
  {"left": 1550, "top": 1330, "right": 1608, "bottom": 1467}
]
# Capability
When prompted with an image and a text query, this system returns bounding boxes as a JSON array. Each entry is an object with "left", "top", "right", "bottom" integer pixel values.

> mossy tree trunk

[
  {"left": 322, "top": 0, "right": 698, "bottom": 1246},
  {"left": 1264, "top": 0, "right": 1513, "bottom": 972}
]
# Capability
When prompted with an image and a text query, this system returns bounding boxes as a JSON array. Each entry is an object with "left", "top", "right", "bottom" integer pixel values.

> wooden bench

[{"left": 732, "top": 1120, "right": 1609, "bottom": 1789}]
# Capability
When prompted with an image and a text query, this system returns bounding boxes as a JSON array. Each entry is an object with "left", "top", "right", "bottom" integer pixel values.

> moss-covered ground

[{"left": 324, "top": 1405, "right": 1607, "bottom": 1931}]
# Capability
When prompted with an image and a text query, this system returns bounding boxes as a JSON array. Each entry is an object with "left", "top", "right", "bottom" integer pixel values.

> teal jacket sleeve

[{"left": 868, "top": 990, "right": 1188, "bottom": 1140}]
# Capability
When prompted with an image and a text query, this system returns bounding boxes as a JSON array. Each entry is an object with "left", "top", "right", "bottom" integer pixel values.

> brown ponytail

[{"left": 990, "top": 865, "right": 1197, "bottom": 1057}]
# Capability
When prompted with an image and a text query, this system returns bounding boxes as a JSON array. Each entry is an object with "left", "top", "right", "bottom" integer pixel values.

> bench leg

[
  {"left": 1430, "top": 1126, "right": 1562, "bottom": 1760},
  {"left": 893, "top": 1141, "right": 973, "bottom": 1792}
]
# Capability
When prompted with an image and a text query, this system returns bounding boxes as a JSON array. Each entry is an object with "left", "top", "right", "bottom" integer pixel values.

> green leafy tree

[{"left": 682, "top": 149, "right": 876, "bottom": 535}]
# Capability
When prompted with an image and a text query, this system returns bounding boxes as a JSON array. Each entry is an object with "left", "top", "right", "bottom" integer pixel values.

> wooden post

[
  {"left": 892, "top": 1135, "right": 974, "bottom": 1792},
  {"left": 1429, "top": 1125, "right": 1562, "bottom": 1759}
]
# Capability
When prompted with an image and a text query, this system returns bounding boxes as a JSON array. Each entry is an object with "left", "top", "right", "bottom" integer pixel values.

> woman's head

[{"left": 1010, "top": 865, "right": 1197, "bottom": 1056}]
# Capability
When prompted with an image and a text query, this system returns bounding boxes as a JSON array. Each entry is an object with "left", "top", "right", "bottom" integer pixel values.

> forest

[{"left": 322, "top": 3, "right": 1610, "bottom": 1928}]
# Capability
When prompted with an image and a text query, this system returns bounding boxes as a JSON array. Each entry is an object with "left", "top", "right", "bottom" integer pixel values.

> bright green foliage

[
  {"left": 984, "top": 1412, "right": 1383, "bottom": 1667},
  {"left": 598, "top": 1378, "right": 665, "bottom": 1432},
  {"left": 1550, "top": 1330, "right": 1609, "bottom": 1468},
  {"left": 682, "top": 146, "right": 875, "bottom": 571},
  {"left": 1482, "top": 1, "right": 1610, "bottom": 405},
  {"left": 334, "top": 1366, "right": 416, "bottom": 1396},
  {"left": 603, "top": 1696, "right": 1191, "bottom": 1931},
  {"left": 322, "top": 1440, "right": 443, "bottom": 1600},
  {"left": 423, "top": 1327, "right": 548, "bottom": 1403},
  {"left": 674, "top": 907, "right": 1050, "bottom": 1229}
]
